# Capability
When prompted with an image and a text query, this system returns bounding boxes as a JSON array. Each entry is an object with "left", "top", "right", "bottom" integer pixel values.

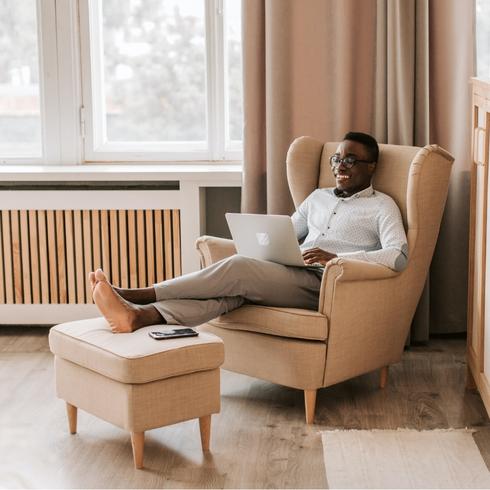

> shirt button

[
  {"left": 327, "top": 227, "right": 330, "bottom": 229},
  {"left": 333, "top": 212, "right": 336, "bottom": 215}
]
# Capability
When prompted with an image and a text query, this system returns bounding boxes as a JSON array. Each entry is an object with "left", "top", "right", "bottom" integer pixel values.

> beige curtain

[
  {"left": 242, "top": 0, "right": 474, "bottom": 338},
  {"left": 427, "top": 0, "right": 474, "bottom": 334}
]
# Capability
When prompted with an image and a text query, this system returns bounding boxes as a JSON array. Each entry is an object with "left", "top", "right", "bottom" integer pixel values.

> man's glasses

[{"left": 330, "top": 155, "right": 373, "bottom": 169}]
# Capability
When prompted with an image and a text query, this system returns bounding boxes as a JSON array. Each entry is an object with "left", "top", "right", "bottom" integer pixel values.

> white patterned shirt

[{"left": 291, "top": 185, "right": 408, "bottom": 271}]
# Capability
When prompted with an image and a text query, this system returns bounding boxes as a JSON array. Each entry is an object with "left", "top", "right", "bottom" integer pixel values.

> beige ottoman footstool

[{"left": 48, "top": 318, "right": 224, "bottom": 469}]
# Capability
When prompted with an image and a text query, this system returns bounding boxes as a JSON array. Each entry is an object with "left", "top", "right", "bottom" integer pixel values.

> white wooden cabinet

[{"left": 467, "top": 78, "right": 490, "bottom": 417}]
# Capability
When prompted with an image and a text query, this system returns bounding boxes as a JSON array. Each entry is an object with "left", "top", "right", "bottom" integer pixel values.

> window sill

[{"left": 0, "top": 163, "right": 242, "bottom": 186}]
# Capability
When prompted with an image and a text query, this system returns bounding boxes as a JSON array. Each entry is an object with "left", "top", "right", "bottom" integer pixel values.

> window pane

[
  {"left": 0, "top": 0, "right": 42, "bottom": 157},
  {"left": 225, "top": 0, "right": 242, "bottom": 144},
  {"left": 476, "top": 0, "right": 490, "bottom": 80},
  {"left": 101, "top": 0, "right": 207, "bottom": 143}
]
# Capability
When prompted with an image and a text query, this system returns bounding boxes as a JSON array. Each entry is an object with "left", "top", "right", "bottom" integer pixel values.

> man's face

[{"left": 331, "top": 139, "right": 376, "bottom": 196}]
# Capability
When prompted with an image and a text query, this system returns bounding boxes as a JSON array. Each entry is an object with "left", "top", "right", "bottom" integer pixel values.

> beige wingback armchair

[{"left": 196, "top": 136, "right": 454, "bottom": 423}]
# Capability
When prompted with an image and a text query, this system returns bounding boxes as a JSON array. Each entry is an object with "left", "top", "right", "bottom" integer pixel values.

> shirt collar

[{"left": 332, "top": 185, "right": 375, "bottom": 200}]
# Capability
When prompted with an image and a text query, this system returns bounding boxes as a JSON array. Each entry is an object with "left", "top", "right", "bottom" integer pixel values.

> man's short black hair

[{"left": 343, "top": 131, "right": 379, "bottom": 163}]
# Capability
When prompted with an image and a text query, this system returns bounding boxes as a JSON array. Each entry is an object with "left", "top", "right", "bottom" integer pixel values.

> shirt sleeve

[
  {"left": 337, "top": 197, "right": 408, "bottom": 272},
  {"left": 291, "top": 192, "right": 311, "bottom": 241}
]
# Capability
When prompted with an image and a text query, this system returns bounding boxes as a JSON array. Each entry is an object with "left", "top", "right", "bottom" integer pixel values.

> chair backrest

[
  {"left": 287, "top": 137, "right": 425, "bottom": 229},
  {"left": 286, "top": 136, "right": 454, "bottom": 331}
]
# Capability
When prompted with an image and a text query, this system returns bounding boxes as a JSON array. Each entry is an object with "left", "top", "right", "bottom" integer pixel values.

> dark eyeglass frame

[{"left": 329, "top": 155, "right": 374, "bottom": 169}]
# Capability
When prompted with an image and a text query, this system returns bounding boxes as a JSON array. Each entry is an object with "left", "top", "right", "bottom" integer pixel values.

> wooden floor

[{"left": 0, "top": 327, "right": 488, "bottom": 489}]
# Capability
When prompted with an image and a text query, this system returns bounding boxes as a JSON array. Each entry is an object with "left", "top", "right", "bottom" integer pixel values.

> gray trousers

[{"left": 152, "top": 255, "right": 323, "bottom": 326}]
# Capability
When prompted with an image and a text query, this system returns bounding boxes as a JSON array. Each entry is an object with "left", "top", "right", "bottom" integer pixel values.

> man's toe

[{"left": 95, "top": 269, "right": 108, "bottom": 283}]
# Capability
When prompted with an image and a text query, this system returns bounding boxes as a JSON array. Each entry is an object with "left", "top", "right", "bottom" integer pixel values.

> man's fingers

[
  {"left": 303, "top": 248, "right": 335, "bottom": 265},
  {"left": 303, "top": 253, "right": 319, "bottom": 260},
  {"left": 302, "top": 249, "right": 319, "bottom": 257},
  {"left": 303, "top": 247, "right": 320, "bottom": 253}
]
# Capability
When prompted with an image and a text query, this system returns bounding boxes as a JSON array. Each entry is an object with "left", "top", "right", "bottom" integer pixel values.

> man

[{"left": 90, "top": 132, "right": 408, "bottom": 334}]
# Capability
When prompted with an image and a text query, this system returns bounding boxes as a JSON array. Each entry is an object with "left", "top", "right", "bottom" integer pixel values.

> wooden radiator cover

[{"left": 0, "top": 209, "right": 181, "bottom": 304}]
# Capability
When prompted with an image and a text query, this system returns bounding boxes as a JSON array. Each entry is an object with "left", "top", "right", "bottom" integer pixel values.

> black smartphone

[{"left": 148, "top": 328, "right": 199, "bottom": 340}]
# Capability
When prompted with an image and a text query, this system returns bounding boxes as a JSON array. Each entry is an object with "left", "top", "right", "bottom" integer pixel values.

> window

[
  {"left": 225, "top": 0, "right": 242, "bottom": 151},
  {"left": 0, "top": 0, "right": 66, "bottom": 163},
  {"left": 81, "top": 0, "right": 242, "bottom": 161},
  {"left": 0, "top": 0, "right": 243, "bottom": 164},
  {"left": 0, "top": 0, "right": 42, "bottom": 158},
  {"left": 476, "top": 0, "right": 490, "bottom": 79}
]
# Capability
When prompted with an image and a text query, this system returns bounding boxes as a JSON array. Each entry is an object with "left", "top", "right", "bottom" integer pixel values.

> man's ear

[{"left": 367, "top": 163, "right": 376, "bottom": 176}]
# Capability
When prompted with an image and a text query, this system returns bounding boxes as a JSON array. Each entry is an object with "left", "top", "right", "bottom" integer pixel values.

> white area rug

[{"left": 321, "top": 429, "right": 490, "bottom": 489}]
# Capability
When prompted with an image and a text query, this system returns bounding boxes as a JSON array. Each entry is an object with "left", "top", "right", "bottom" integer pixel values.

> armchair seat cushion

[{"left": 208, "top": 304, "right": 328, "bottom": 341}]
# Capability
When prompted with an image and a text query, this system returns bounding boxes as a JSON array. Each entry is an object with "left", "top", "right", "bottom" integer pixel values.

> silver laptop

[{"left": 225, "top": 213, "right": 306, "bottom": 267}]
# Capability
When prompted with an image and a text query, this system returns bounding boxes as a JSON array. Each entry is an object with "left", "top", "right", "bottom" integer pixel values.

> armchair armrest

[
  {"left": 319, "top": 257, "right": 398, "bottom": 315},
  {"left": 326, "top": 257, "right": 397, "bottom": 282},
  {"left": 318, "top": 257, "right": 409, "bottom": 387},
  {"left": 195, "top": 235, "right": 237, "bottom": 267}
]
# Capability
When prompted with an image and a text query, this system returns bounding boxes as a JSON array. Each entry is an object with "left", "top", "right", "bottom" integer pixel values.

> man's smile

[{"left": 335, "top": 173, "right": 351, "bottom": 182}]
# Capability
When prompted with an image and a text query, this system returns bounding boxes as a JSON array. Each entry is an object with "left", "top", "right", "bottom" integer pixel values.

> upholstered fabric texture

[
  {"left": 209, "top": 304, "right": 328, "bottom": 341},
  {"left": 49, "top": 317, "right": 224, "bottom": 384},
  {"left": 55, "top": 357, "right": 221, "bottom": 432},
  {"left": 195, "top": 236, "right": 237, "bottom": 267},
  {"left": 200, "top": 324, "right": 326, "bottom": 390}
]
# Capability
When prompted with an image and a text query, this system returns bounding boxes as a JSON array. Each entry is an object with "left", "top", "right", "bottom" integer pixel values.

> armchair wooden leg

[
  {"left": 380, "top": 366, "right": 389, "bottom": 389},
  {"left": 304, "top": 389, "right": 317, "bottom": 424},
  {"left": 130, "top": 431, "right": 145, "bottom": 469},
  {"left": 199, "top": 415, "right": 211, "bottom": 452},
  {"left": 66, "top": 402, "right": 77, "bottom": 434}
]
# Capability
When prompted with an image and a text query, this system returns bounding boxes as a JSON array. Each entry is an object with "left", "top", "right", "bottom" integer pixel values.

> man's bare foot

[
  {"left": 93, "top": 272, "right": 164, "bottom": 333},
  {"left": 89, "top": 268, "right": 156, "bottom": 304},
  {"left": 88, "top": 268, "right": 106, "bottom": 293},
  {"left": 88, "top": 271, "right": 97, "bottom": 291},
  {"left": 94, "top": 268, "right": 107, "bottom": 283}
]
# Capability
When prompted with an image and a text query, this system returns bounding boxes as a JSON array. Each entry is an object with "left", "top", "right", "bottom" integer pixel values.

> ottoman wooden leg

[
  {"left": 66, "top": 402, "right": 77, "bottom": 434},
  {"left": 131, "top": 431, "right": 145, "bottom": 469},
  {"left": 199, "top": 415, "right": 211, "bottom": 452}
]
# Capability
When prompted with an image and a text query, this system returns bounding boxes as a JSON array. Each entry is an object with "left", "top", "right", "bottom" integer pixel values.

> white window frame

[{"left": 78, "top": 0, "right": 242, "bottom": 163}]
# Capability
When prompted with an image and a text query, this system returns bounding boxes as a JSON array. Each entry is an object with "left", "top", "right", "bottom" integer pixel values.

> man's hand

[{"left": 302, "top": 247, "right": 337, "bottom": 265}]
